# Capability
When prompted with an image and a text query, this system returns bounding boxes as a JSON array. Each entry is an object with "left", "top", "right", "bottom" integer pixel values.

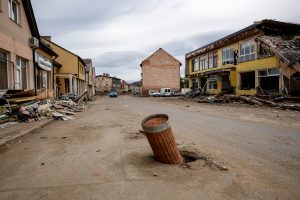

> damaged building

[{"left": 185, "top": 19, "right": 300, "bottom": 96}]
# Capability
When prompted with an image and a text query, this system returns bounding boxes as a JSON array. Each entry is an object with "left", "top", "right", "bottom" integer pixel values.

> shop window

[
  {"left": 208, "top": 76, "right": 218, "bottom": 90},
  {"left": 36, "top": 67, "right": 42, "bottom": 90},
  {"left": 222, "top": 47, "right": 234, "bottom": 65},
  {"left": 0, "top": 51, "right": 8, "bottom": 89},
  {"left": 8, "top": 0, "right": 19, "bottom": 24},
  {"left": 192, "top": 78, "right": 198, "bottom": 89},
  {"left": 47, "top": 71, "right": 51, "bottom": 90},
  {"left": 239, "top": 40, "right": 256, "bottom": 62},
  {"left": 240, "top": 71, "right": 255, "bottom": 90}
]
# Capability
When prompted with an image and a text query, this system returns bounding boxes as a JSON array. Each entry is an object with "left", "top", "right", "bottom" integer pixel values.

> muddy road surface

[{"left": 0, "top": 96, "right": 299, "bottom": 199}]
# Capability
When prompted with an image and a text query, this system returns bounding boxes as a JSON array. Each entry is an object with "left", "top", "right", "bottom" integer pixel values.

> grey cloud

[
  {"left": 93, "top": 30, "right": 231, "bottom": 82},
  {"left": 156, "top": 30, "right": 232, "bottom": 57},
  {"left": 31, "top": 0, "right": 161, "bottom": 35},
  {"left": 93, "top": 51, "right": 148, "bottom": 82}
]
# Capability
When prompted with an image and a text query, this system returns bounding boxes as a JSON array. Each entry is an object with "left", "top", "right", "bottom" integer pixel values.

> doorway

[{"left": 221, "top": 74, "right": 231, "bottom": 92}]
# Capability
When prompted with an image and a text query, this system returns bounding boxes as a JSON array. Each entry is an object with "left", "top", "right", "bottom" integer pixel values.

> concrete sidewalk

[{"left": 0, "top": 119, "right": 54, "bottom": 147}]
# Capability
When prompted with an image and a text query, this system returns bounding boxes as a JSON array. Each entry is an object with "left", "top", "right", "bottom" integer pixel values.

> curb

[{"left": 0, "top": 119, "right": 55, "bottom": 148}]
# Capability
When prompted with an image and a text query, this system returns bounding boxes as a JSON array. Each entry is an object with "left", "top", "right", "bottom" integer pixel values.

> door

[{"left": 221, "top": 74, "right": 231, "bottom": 92}]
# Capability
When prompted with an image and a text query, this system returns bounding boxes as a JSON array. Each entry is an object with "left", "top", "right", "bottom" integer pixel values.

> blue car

[{"left": 109, "top": 90, "right": 118, "bottom": 97}]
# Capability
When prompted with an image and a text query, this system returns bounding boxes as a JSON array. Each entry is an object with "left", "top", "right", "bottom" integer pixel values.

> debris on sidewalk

[
  {"left": 0, "top": 91, "right": 89, "bottom": 126},
  {"left": 0, "top": 122, "right": 18, "bottom": 129}
]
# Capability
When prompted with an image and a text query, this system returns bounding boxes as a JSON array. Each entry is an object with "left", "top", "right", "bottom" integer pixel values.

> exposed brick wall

[{"left": 141, "top": 49, "right": 180, "bottom": 96}]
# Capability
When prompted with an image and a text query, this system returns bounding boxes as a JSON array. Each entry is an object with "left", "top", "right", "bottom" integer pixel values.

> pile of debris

[
  {"left": 0, "top": 90, "right": 88, "bottom": 128},
  {"left": 196, "top": 92, "right": 300, "bottom": 111}
]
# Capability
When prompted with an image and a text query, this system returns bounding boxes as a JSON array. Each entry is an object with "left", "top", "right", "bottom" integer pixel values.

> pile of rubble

[
  {"left": 0, "top": 90, "right": 88, "bottom": 128},
  {"left": 196, "top": 93, "right": 300, "bottom": 111}
]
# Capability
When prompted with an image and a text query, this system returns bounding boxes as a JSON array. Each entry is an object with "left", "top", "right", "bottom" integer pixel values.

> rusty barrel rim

[{"left": 141, "top": 114, "right": 170, "bottom": 134}]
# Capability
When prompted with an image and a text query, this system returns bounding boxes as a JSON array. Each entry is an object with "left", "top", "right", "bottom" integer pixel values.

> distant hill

[{"left": 131, "top": 81, "right": 141, "bottom": 87}]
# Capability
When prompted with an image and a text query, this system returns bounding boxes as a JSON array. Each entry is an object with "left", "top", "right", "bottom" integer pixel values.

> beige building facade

[
  {"left": 0, "top": 0, "right": 56, "bottom": 99},
  {"left": 140, "top": 48, "right": 181, "bottom": 96},
  {"left": 0, "top": 0, "right": 34, "bottom": 92},
  {"left": 95, "top": 74, "right": 112, "bottom": 94},
  {"left": 83, "top": 58, "right": 95, "bottom": 100}
]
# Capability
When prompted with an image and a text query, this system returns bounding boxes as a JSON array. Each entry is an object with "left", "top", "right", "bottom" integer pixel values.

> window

[
  {"left": 258, "top": 69, "right": 280, "bottom": 92},
  {"left": 208, "top": 52, "right": 218, "bottom": 69},
  {"left": 192, "top": 58, "right": 199, "bottom": 72},
  {"left": 258, "top": 44, "right": 272, "bottom": 58},
  {"left": 8, "top": 0, "right": 19, "bottom": 24},
  {"left": 47, "top": 71, "right": 51, "bottom": 90},
  {"left": 16, "top": 57, "right": 27, "bottom": 89},
  {"left": 240, "top": 71, "right": 255, "bottom": 90},
  {"left": 199, "top": 56, "right": 207, "bottom": 71},
  {"left": 0, "top": 51, "right": 8, "bottom": 89},
  {"left": 258, "top": 69, "right": 279, "bottom": 77},
  {"left": 207, "top": 76, "right": 218, "bottom": 90},
  {"left": 222, "top": 47, "right": 234, "bottom": 65},
  {"left": 192, "top": 78, "right": 198, "bottom": 89},
  {"left": 239, "top": 40, "right": 256, "bottom": 62}
]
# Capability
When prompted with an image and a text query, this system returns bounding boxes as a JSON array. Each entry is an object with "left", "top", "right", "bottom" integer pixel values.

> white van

[
  {"left": 160, "top": 88, "right": 172, "bottom": 96},
  {"left": 148, "top": 90, "right": 160, "bottom": 97}
]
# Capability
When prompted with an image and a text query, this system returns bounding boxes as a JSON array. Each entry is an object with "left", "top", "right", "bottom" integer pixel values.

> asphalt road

[{"left": 0, "top": 96, "right": 299, "bottom": 199}]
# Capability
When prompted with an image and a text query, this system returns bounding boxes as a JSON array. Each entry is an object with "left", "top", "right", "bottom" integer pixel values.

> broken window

[
  {"left": 222, "top": 47, "right": 234, "bottom": 65},
  {"left": 239, "top": 40, "right": 256, "bottom": 62},
  {"left": 240, "top": 71, "right": 255, "bottom": 90},
  {"left": 208, "top": 52, "right": 218, "bottom": 69},
  {"left": 0, "top": 50, "right": 8, "bottom": 89},
  {"left": 258, "top": 44, "right": 272, "bottom": 58},
  {"left": 207, "top": 76, "right": 218, "bottom": 90},
  {"left": 258, "top": 69, "right": 280, "bottom": 93}
]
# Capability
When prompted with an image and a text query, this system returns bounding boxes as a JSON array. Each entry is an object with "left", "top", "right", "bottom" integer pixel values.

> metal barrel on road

[{"left": 141, "top": 114, "right": 183, "bottom": 164}]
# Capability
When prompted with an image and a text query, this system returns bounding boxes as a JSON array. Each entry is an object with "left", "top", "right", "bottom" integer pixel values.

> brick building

[{"left": 140, "top": 48, "right": 181, "bottom": 96}]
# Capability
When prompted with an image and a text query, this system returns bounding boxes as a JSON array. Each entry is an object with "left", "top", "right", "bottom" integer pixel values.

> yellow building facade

[
  {"left": 185, "top": 20, "right": 300, "bottom": 96},
  {"left": 41, "top": 37, "right": 86, "bottom": 97}
]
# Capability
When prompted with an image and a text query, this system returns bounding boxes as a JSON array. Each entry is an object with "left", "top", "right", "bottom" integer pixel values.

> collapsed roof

[{"left": 257, "top": 35, "right": 300, "bottom": 79}]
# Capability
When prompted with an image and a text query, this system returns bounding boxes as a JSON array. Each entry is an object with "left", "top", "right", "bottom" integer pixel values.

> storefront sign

[{"left": 36, "top": 53, "right": 52, "bottom": 71}]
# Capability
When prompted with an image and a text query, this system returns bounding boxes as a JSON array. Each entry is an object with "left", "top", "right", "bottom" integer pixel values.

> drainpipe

[
  {"left": 77, "top": 58, "right": 79, "bottom": 95},
  {"left": 33, "top": 48, "right": 37, "bottom": 96},
  {"left": 53, "top": 55, "right": 58, "bottom": 98}
]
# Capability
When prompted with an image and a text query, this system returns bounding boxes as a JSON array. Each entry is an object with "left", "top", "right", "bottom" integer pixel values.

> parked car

[
  {"left": 109, "top": 89, "right": 118, "bottom": 97},
  {"left": 160, "top": 88, "right": 172, "bottom": 96},
  {"left": 148, "top": 90, "right": 160, "bottom": 97}
]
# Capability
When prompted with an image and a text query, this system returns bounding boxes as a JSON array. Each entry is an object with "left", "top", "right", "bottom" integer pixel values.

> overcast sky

[{"left": 31, "top": 0, "right": 299, "bottom": 83}]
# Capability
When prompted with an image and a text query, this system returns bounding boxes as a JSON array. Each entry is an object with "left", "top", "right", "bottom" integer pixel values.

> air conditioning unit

[{"left": 29, "top": 37, "right": 39, "bottom": 48}]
